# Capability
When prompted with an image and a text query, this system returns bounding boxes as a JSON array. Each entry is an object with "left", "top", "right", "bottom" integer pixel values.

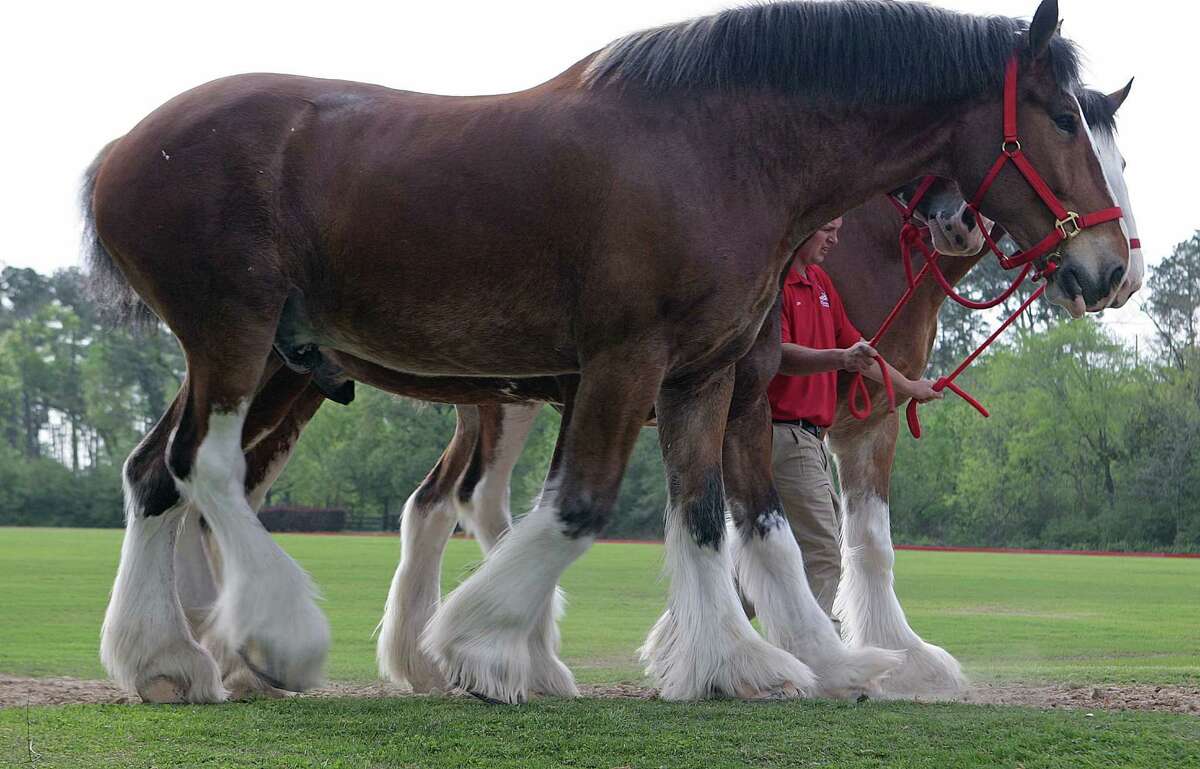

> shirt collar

[{"left": 787, "top": 264, "right": 814, "bottom": 287}]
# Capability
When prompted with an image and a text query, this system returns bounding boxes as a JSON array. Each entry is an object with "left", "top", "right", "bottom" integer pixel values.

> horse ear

[
  {"left": 1028, "top": 0, "right": 1059, "bottom": 60},
  {"left": 1106, "top": 78, "right": 1134, "bottom": 114}
]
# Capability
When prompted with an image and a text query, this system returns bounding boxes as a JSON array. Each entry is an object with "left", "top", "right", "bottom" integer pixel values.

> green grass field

[{"left": 1, "top": 527, "right": 1197, "bottom": 768}]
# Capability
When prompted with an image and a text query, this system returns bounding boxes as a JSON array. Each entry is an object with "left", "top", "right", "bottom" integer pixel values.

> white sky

[{"left": 1, "top": 0, "right": 1191, "bottom": 339}]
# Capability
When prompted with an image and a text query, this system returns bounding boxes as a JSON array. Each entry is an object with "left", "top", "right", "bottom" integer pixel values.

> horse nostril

[
  {"left": 1059, "top": 264, "right": 1083, "bottom": 300},
  {"left": 1107, "top": 265, "right": 1126, "bottom": 292}
]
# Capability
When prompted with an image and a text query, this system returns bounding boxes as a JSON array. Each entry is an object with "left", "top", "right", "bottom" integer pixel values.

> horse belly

[{"left": 304, "top": 272, "right": 579, "bottom": 378}]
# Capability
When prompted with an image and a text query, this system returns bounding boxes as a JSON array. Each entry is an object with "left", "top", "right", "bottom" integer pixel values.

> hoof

[
  {"left": 869, "top": 641, "right": 967, "bottom": 700},
  {"left": 233, "top": 628, "right": 327, "bottom": 694},
  {"left": 642, "top": 608, "right": 817, "bottom": 701},
  {"left": 138, "top": 676, "right": 187, "bottom": 704},
  {"left": 224, "top": 665, "right": 294, "bottom": 701}
]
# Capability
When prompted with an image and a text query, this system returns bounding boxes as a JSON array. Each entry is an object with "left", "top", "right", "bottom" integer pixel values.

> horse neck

[{"left": 693, "top": 94, "right": 963, "bottom": 242}]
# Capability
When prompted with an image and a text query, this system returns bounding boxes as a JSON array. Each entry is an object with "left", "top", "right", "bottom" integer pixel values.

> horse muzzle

[
  {"left": 1045, "top": 254, "right": 1127, "bottom": 316},
  {"left": 928, "top": 202, "right": 986, "bottom": 257}
]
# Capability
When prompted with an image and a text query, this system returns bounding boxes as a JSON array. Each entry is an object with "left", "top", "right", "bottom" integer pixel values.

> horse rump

[{"left": 80, "top": 137, "right": 159, "bottom": 329}]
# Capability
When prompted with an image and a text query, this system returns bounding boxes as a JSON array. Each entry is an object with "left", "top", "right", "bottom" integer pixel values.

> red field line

[
  {"left": 290, "top": 530, "right": 1198, "bottom": 557},
  {"left": 892, "top": 544, "right": 1200, "bottom": 559}
]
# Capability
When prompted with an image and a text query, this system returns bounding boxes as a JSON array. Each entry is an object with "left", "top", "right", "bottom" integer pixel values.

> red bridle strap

[{"left": 968, "top": 55, "right": 1123, "bottom": 271}]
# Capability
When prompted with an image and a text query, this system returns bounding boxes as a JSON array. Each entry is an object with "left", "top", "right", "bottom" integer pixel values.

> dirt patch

[
  {"left": 1, "top": 675, "right": 1196, "bottom": 714},
  {"left": 961, "top": 682, "right": 1200, "bottom": 715}
]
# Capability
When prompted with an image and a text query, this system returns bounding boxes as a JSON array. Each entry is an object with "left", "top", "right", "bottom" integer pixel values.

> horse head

[
  {"left": 949, "top": 0, "right": 1133, "bottom": 318},
  {"left": 983, "top": 78, "right": 1139, "bottom": 312},
  {"left": 889, "top": 177, "right": 993, "bottom": 257}
]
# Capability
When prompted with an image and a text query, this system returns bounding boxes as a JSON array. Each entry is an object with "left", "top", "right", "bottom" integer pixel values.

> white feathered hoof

[
  {"left": 223, "top": 666, "right": 294, "bottom": 701},
  {"left": 528, "top": 656, "right": 579, "bottom": 699},
  {"left": 420, "top": 595, "right": 580, "bottom": 704},
  {"left": 376, "top": 608, "right": 449, "bottom": 694},
  {"left": 420, "top": 589, "right": 534, "bottom": 704},
  {"left": 137, "top": 676, "right": 188, "bottom": 704},
  {"left": 102, "top": 621, "right": 227, "bottom": 704},
  {"left": 393, "top": 650, "right": 450, "bottom": 695},
  {"left": 199, "top": 623, "right": 293, "bottom": 701},
  {"left": 125, "top": 646, "right": 226, "bottom": 705},
  {"left": 870, "top": 640, "right": 968, "bottom": 700},
  {"left": 810, "top": 646, "right": 907, "bottom": 701},
  {"left": 236, "top": 631, "right": 328, "bottom": 694},
  {"left": 527, "top": 587, "right": 578, "bottom": 698},
  {"left": 423, "top": 625, "right": 534, "bottom": 705},
  {"left": 209, "top": 581, "right": 331, "bottom": 694},
  {"left": 640, "top": 609, "right": 816, "bottom": 701}
]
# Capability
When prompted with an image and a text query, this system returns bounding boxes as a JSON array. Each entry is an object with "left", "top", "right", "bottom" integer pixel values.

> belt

[{"left": 772, "top": 418, "right": 825, "bottom": 439}]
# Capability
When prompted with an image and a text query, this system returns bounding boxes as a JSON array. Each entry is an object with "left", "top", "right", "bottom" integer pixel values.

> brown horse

[
  {"left": 168, "top": 178, "right": 981, "bottom": 701},
  {"left": 361, "top": 83, "right": 1137, "bottom": 699},
  {"left": 86, "top": 0, "right": 1130, "bottom": 704}
]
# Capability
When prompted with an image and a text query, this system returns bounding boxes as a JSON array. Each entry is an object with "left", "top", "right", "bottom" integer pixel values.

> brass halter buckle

[{"left": 1056, "top": 211, "right": 1082, "bottom": 240}]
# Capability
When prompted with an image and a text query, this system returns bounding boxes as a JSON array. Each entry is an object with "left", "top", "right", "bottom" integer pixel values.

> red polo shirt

[{"left": 768, "top": 264, "right": 863, "bottom": 427}]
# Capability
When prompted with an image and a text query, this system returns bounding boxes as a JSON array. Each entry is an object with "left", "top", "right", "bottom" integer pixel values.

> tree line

[{"left": 1, "top": 233, "right": 1197, "bottom": 550}]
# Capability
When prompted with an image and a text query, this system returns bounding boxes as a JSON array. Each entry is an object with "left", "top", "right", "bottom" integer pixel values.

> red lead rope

[
  {"left": 848, "top": 192, "right": 1059, "bottom": 437},
  {"left": 846, "top": 51, "right": 1126, "bottom": 438}
]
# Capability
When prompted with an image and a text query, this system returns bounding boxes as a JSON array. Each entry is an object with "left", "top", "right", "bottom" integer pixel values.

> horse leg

[
  {"left": 829, "top": 414, "right": 968, "bottom": 698},
  {"left": 100, "top": 383, "right": 228, "bottom": 703},
  {"left": 162, "top": 321, "right": 329, "bottom": 694},
  {"left": 457, "top": 403, "right": 543, "bottom": 552},
  {"left": 640, "top": 367, "right": 812, "bottom": 701},
  {"left": 377, "top": 406, "right": 483, "bottom": 692},
  {"left": 723, "top": 388, "right": 903, "bottom": 699},
  {"left": 181, "top": 376, "right": 326, "bottom": 700},
  {"left": 422, "top": 357, "right": 659, "bottom": 703},
  {"left": 448, "top": 401, "right": 569, "bottom": 695}
]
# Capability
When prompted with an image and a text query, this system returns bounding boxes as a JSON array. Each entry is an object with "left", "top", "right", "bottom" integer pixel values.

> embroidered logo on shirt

[{"left": 818, "top": 290, "right": 831, "bottom": 308}]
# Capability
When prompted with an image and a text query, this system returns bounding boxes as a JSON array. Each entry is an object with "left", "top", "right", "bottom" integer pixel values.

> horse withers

[{"left": 86, "top": 0, "right": 1131, "bottom": 704}]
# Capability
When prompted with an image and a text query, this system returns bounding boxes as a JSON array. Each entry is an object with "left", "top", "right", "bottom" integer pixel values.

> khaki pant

[{"left": 771, "top": 423, "right": 841, "bottom": 620}]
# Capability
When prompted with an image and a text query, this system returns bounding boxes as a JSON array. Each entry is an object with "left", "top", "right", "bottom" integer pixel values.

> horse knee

[{"left": 557, "top": 493, "right": 615, "bottom": 540}]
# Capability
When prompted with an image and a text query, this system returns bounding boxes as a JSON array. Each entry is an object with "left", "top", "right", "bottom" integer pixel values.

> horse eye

[{"left": 1054, "top": 114, "right": 1077, "bottom": 134}]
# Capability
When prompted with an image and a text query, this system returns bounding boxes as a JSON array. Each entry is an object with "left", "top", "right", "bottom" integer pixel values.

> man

[{"left": 769, "top": 217, "right": 940, "bottom": 630}]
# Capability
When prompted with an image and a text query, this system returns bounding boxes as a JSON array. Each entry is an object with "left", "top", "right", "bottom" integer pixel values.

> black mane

[
  {"left": 584, "top": 1, "right": 1082, "bottom": 106},
  {"left": 1076, "top": 88, "right": 1118, "bottom": 137}
]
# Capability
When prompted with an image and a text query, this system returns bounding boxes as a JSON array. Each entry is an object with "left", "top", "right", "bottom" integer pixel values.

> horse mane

[
  {"left": 1076, "top": 88, "right": 1118, "bottom": 137},
  {"left": 583, "top": 0, "right": 1082, "bottom": 106}
]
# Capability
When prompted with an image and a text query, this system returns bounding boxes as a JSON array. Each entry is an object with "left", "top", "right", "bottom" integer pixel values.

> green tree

[{"left": 1145, "top": 232, "right": 1200, "bottom": 371}]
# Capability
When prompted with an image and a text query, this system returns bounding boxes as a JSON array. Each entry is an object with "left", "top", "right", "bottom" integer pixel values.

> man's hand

[
  {"left": 903, "top": 378, "right": 944, "bottom": 403},
  {"left": 839, "top": 340, "right": 878, "bottom": 373}
]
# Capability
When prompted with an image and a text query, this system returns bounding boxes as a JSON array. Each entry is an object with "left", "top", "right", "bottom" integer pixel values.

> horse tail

[{"left": 81, "top": 138, "right": 158, "bottom": 328}]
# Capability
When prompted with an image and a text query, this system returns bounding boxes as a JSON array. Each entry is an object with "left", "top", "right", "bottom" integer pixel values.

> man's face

[{"left": 796, "top": 218, "right": 843, "bottom": 266}]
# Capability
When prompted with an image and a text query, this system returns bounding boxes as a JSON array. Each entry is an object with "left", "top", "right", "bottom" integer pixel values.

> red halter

[
  {"left": 848, "top": 53, "right": 1127, "bottom": 437},
  {"left": 966, "top": 55, "right": 1124, "bottom": 273}
]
